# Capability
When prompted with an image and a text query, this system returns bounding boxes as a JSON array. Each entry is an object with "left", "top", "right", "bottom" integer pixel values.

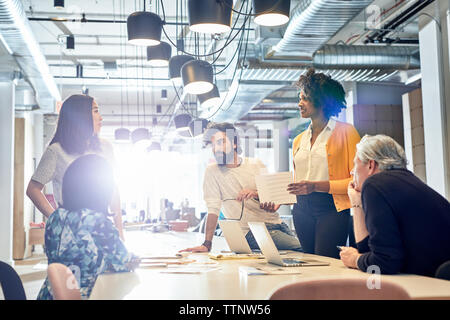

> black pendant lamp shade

[
  {"left": 147, "top": 41, "right": 172, "bottom": 67},
  {"left": 131, "top": 127, "right": 150, "bottom": 144},
  {"left": 197, "top": 84, "right": 220, "bottom": 109},
  {"left": 168, "top": 55, "right": 195, "bottom": 82},
  {"left": 189, "top": 118, "right": 209, "bottom": 137},
  {"left": 54, "top": 0, "right": 64, "bottom": 9},
  {"left": 127, "top": 11, "right": 163, "bottom": 46},
  {"left": 181, "top": 60, "right": 214, "bottom": 95},
  {"left": 188, "top": 0, "right": 233, "bottom": 34},
  {"left": 253, "top": 0, "right": 291, "bottom": 26},
  {"left": 115, "top": 128, "right": 131, "bottom": 141},
  {"left": 174, "top": 114, "right": 193, "bottom": 132},
  {"left": 147, "top": 141, "right": 162, "bottom": 152}
]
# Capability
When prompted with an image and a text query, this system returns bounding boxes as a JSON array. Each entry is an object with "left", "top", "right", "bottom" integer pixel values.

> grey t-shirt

[
  {"left": 31, "top": 139, "right": 115, "bottom": 206},
  {"left": 203, "top": 157, "right": 282, "bottom": 233}
]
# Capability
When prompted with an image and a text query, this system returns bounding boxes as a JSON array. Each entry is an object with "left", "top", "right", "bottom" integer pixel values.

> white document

[{"left": 255, "top": 172, "right": 297, "bottom": 205}]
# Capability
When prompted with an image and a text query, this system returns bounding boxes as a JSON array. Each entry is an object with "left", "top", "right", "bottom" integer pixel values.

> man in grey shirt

[{"left": 181, "top": 122, "right": 301, "bottom": 253}]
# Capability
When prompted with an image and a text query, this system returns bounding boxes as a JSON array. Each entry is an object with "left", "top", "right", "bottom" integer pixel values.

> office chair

[
  {"left": 435, "top": 261, "right": 450, "bottom": 281},
  {"left": 47, "top": 263, "right": 82, "bottom": 300},
  {"left": 0, "top": 260, "right": 27, "bottom": 300},
  {"left": 269, "top": 278, "right": 411, "bottom": 300}
]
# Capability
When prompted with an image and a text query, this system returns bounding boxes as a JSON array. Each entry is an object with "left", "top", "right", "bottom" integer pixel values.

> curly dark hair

[{"left": 296, "top": 68, "right": 347, "bottom": 119}]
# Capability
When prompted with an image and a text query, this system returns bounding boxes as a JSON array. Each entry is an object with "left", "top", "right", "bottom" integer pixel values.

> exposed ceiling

[{"left": 9, "top": 0, "right": 427, "bottom": 141}]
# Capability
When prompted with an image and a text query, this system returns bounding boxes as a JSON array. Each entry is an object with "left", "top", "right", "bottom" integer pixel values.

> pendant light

[
  {"left": 127, "top": 11, "right": 163, "bottom": 46},
  {"left": 174, "top": 114, "right": 192, "bottom": 132},
  {"left": 168, "top": 55, "right": 195, "bottom": 84},
  {"left": 115, "top": 128, "right": 131, "bottom": 141},
  {"left": 253, "top": 0, "right": 291, "bottom": 27},
  {"left": 147, "top": 141, "right": 162, "bottom": 152},
  {"left": 188, "top": 0, "right": 233, "bottom": 34},
  {"left": 197, "top": 84, "right": 220, "bottom": 109},
  {"left": 131, "top": 127, "right": 150, "bottom": 144},
  {"left": 54, "top": 0, "right": 64, "bottom": 9},
  {"left": 147, "top": 41, "right": 172, "bottom": 67},
  {"left": 181, "top": 60, "right": 214, "bottom": 95},
  {"left": 189, "top": 118, "right": 209, "bottom": 137}
]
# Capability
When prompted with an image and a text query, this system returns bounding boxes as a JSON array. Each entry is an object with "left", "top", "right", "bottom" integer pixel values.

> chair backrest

[
  {"left": 47, "top": 263, "right": 82, "bottom": 300},
  {"left": 269, "top": 278, "right": 411, "bottom": 300},
  {"left": 435, "top": 261, "right": 450, "bottom": 281},
  {"left": 0, "top": 261, "right": 26, "bottom": 300}
]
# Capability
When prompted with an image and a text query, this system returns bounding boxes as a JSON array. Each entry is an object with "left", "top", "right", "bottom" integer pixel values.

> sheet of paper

[{"left": 255, "top": 172, "right": 297, "bottom": 205}]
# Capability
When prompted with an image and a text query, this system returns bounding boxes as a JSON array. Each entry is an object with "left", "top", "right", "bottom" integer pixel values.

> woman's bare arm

[{"left": 26, "top": 180, "right": 55, "bottom": 218}]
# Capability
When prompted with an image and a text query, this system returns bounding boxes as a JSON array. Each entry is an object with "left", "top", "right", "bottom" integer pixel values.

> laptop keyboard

[{"left": 282, "top": 258, "right": 304, "bottom": 266}]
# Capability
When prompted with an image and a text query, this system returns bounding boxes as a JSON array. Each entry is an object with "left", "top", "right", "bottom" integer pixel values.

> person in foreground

[
  {"left": 181, "top": 122, "right": 301, "bottom": 253},
  {"left": 37, "top": 154, "right": 139, "bottom": 300},
  {"left": 340, "top": 134, "right": 450, "bottom": 276}
]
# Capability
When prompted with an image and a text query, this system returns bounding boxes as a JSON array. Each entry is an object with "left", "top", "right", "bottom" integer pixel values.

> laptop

[
  {"left": 218, "top": 220, "right": 253, "bottom": 254},
  {"left": 247, "top": 222, "right": 330, "bottom": 267}
]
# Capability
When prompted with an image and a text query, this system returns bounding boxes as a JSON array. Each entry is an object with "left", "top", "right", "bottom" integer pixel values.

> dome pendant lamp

[
  {"left": 115, "top": 128, "right": 131, "bottom": 141},
  {"left": 188, "top": 0, "right": 233, "bottom": 34},
  {"left": 168, "top": 55, "right": 195, "bottom": 84},
  {"left": 131, "top": 127, "right": 150, "bottom": 144},
  {"left": 181, "top": 60, "right": 214, "bottom": 95},
  {"left": 127, "top": 11, "right": 163, "bottom": 46},
  {"left": 174, "top": 114, "right": 193, "bottom": 132},
  {"left": 197, "top": 84, "right": 220, "bottom": 109},
  {"left": 253, "top": 0, "right": 291, "bottom": 27},
  {"left": 147, "top": 41, "right": 172, "bottom": 67}
]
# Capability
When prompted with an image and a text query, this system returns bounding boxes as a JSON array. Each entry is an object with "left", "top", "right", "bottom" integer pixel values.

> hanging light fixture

[
  {"left": 181, "top": 60, "right": 214, "bottom": 95},
  {"left": 253, "top": 0, "right": 291, "bottom": 27},
  {"left": 197, "top": 84, "right": 220, "bottom": 109},
  {"left": 168, "top": 55, "right": 195, "bottom": 84},
  {"left": 188, "top": 0, "right": 233, "bottom": 34},
  {"left": 147, "top": 141, "right": 162, "bottom": 152},
  {"left": 161, "top": 89, "right": 168, "bottom": 100},
  {"left": 127, "top": 11, "right": 163, "bottom": 46},
  {"left": 174, "top": 114, "right": 193, "bottom": 132},
  {"left": 146, "top": 41, "right": 172, "bottom": 67},
  {"left": 131, "top": 127, "right": 150, "bottom": 144},
  {"left": 54, "top": 0, "right": 64, "bottom": 9},
  {"left": 189, "top": 118, "right": 209, "bottom": 137},
  {"left": 115, "top": 128, "right": 131, "bottom": 141},
  {"left": 66, "top": 35, "right": 75, "bottom": 50}
]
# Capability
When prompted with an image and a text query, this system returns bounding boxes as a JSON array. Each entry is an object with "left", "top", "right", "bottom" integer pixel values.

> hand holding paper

[{"left": 255, "top": 172, "right": 297, "bottom": 205}]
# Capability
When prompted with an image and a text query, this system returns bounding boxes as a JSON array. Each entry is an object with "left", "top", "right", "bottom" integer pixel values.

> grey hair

[{"left": 356, "top": 134, "right": 408, "bottom": 171}]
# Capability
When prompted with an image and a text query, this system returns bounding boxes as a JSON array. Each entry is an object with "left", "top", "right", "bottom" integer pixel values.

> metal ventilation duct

[
  {"left": 273, "top": 0, "right": 374, "bottom": 56},
  {"left": 313, "top": 45, "right": 420, "bottom": 70},
  {"left": 0, "top": 0, "right": 60, "bottom": 111}
]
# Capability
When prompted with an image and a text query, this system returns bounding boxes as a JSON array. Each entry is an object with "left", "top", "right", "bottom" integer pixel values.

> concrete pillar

[
  {"left": 419, "top": 14, "right": 450, "bottom": 198},
  {"left": 0, "top": 81, "right": 15, "bottom": 265},
  {"left": 273, "top": 120, "right": 291, "bottom": 217}
]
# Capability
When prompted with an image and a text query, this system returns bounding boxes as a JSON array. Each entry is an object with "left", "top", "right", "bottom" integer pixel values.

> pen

[{"left": 336, "top": 246, "right": 344, "bottom": 251}]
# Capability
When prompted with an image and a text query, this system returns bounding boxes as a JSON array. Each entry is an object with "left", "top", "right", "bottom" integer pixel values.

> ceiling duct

[
  {"left": 0, "top": 0, "right": 60, "bottom": 112},
  {"left": 272, "top": 0, "right": 374, "bottom": 56},
  {"left": 313, "top": 45, "right": 420, "bottom": 70}
]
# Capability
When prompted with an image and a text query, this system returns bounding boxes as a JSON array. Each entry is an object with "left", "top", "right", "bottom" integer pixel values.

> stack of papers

[
  {"left": 239, "top": 264, "right": 302, "bottom": 276},
  {"left": 208, "top": 252, "right": 264, "bottom": 260},
  {"left": 255, "top": 172, "right": 297, "bottom": 205}
]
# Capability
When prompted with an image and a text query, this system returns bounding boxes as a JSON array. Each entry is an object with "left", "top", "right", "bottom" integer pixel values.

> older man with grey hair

[{"left": 339, "top": 134, "right": 450, "bottom": 277}]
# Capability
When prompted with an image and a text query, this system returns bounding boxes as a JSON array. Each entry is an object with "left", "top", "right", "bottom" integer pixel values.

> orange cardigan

[{"left": 292, "top": 121, "right": 361, "bottom": 212}]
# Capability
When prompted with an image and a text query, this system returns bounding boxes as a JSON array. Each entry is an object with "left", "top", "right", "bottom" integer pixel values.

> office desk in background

[{"left": 89, "top": 231, "right": 450, "bottom": 300}]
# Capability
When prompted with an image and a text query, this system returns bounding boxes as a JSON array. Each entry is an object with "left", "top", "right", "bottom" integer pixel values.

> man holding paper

[{"left": 180, "top": 122, "right": 301, "bottom": 253}]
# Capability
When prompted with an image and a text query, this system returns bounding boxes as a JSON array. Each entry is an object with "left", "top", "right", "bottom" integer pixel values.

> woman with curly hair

[{"left": 287, "top": 68, "right": 361, "bottom": 259}]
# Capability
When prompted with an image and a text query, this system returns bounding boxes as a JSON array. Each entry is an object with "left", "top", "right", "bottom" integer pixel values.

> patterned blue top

[{"left": 37, "top": 208, "right": 133, "bottom": 300}]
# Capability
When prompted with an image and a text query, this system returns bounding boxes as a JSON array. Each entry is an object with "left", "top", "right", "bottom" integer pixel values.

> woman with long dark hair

[
  {"left": 37, "top": 154, "right": 139, "bottom": 300},
  {"left": 287, "top": 68, "right": 361, "bottom": 259},
  {"left": 26, "top": 94, "right": 124, "bottom": 239}
]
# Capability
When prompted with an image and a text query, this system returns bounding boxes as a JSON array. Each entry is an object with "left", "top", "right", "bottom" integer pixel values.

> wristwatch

[{"left": 202, "top": 240, "right": 212, "bottom": 251}]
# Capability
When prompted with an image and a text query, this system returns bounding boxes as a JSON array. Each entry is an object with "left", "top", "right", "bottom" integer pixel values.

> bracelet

[
  {"left": 351, "top": 203, "right": 362, "bottom": 208},
  {"left": 202, "top": 240, "right": 212, "bottom": 251}
]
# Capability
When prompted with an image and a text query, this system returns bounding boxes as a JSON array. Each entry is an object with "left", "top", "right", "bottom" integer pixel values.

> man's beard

[{"left": 214, "top": 151, "right": 235, "bottom": 166}]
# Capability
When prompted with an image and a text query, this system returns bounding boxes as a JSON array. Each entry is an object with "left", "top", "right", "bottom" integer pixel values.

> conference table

[{"left": 89, "top": 230, "right": 450, "bottom": 300}]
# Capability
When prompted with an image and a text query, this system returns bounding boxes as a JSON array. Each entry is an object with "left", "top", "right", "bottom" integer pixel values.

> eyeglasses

[{"left": 222, "top": 198, "right": 256, "bottom": 221}]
